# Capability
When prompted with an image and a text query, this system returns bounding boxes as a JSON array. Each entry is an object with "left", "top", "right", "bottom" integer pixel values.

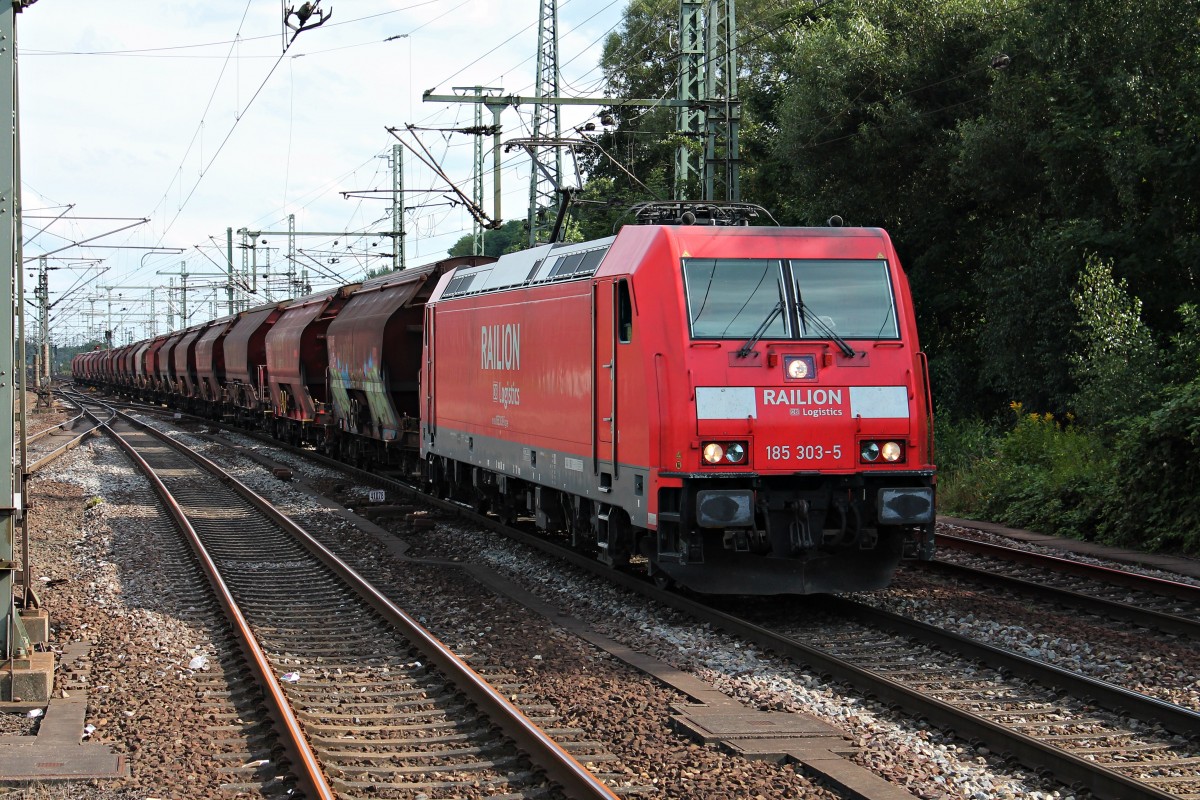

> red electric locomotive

[
  {"left": 72, "top": 208, "right": 935, "bottom": 595},
  {"left": 421, "top": 219, "right": 935, "bottom": 594}
]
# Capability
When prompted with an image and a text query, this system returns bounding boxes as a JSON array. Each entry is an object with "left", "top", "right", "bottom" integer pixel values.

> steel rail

[
  {"left": 29, "top": 426, "right": 99, "bottom": 473},
  {"left": 120, "top": 410, "right": 618, "bottom": 800},
  {"left": 87, "top": 406, "right": 336, "bottom": 800},
  {"left": 26, "top": 396, "right": 105, "bottom": 472},
  {"left": 27, "top": 422, "right": 102, "bottom": 473},
  {"left": 622, "top": 581, "right": 1184, "bottom": 800},
  {"left": 916, "top": 557, "right": 1200, "bottom": 638},
  {"left": 823, "top": 595, "right": 1200, "bottom": 738},
  {"left": 108, "top": 403, "right": 1188, "bottom": 800},
  {"left": 936, "top": 532, "right": 1200, "bottom": 602},
  {"left": 291, "top": 452, "right": 1185, "bottom": 800},
  {"left": 26, "top": 410, "right": 86, "bottom": 444},
  {"left": 345, "top": 464, "right": 1192, "bottom": 800}
]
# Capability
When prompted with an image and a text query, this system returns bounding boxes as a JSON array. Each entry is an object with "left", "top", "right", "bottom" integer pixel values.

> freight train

[{"left": 74, "top": 211, "right": 936, "bottom": 594}]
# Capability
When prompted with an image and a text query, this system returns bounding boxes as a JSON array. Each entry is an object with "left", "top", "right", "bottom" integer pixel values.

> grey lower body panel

[{"left": 424, "top": 425, "right": 651, "bottom": 526}]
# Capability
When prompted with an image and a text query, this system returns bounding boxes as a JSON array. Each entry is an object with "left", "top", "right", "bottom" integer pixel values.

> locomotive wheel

[
  {"left": 496, "top": 501, "right": 518, "bottom": 526},
  {"left": 470, "top": 486, "right": 491, "bottom": 515},
  {"left": 651, "top": 567, "right": 675, "bottom": 591},
  {"left": 605, "top": 509, "right": 633, "bottom": 569}
]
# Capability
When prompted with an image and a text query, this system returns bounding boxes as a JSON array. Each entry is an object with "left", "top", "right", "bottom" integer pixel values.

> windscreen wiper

[
  {"left": 736, "top": 299, "right": 784, "bottom": 359},
  {"left": 799, "top": 299, "right": 856, "bottom": 358}
]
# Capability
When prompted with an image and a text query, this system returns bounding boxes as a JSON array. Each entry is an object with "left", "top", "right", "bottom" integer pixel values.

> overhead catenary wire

[
  {"left": 18, "top": 0, "right": 449, "bottom": 57},
  {"left": 26, "top": 3, "right": 455, "bottom": 295},
  {"left": 31, "top": 1, "right": 632, "bottom": 336},
  {"left": 152, "top": 49, "right": 288, "bottom": 249},
  {"left": 388, "top": 125, "right": 501, "bottom": 230},
  {"left": 34, "top": 0, "right": 1038, "bottom": 343},
  {"left": 143, "top": 0, "right": 256, "bottom": 239}
]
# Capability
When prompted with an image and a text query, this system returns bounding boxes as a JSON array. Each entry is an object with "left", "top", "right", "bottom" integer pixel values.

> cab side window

[{"left": 617, "top": 280, "right": 633, "bottom": 343}]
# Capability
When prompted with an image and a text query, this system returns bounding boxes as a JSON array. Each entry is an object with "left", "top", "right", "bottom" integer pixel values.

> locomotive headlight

[
  {"left": 860, "top": 440, "right": 905, "bottom": 464},
  {"left": 784, "top": 355, "right": 816, "bottom": 381},
  {"left": 701, "top": 441, "right": 749, "bottom": 466}
]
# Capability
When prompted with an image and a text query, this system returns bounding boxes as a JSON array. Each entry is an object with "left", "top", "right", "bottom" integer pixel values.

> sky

[{"left": 17, "top": 0, "right": 631, "bottom": 345}]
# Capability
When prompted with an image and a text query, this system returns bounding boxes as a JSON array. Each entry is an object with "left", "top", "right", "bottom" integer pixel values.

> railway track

[
  {"left": 25, "top": 403, "right": 101, "bottom": 473},
  {"left": 737, "top": 595, "right": 1200, "bottom": 799},
  {"left": 85, "top": 399, "right": 618, "bottom": 799},
  {"left": 361, "top": 484, "right": 1200, "bottom": 798},
  {"left": 927, "top": 533, "right": 1200, "bottom": 638},
  {"left": 86, "top": 445, "right": 296, "bottom": 793},
  {"left": 92, "top": 396, "right": 1200, "bottom": 798},
  {"left": 108, "top": 398, "right": 926, "bottom": 796},
  {"left": 218, "top": 434, "right": 1200, "bottom": 799}
]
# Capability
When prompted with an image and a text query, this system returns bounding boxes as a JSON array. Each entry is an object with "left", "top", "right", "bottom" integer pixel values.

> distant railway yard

[{"left": 2, "top": 391, "right": 1196, "bottom": 800}]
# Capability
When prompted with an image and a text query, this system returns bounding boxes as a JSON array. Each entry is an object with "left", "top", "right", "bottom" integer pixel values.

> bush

[
  {"left": 1101, "top": 379, "right": 1200, "bottom": 554},
  {"left": 937, "top": 404, "right": 1113, "bottom": 540},
  {"left": 937, "top": 301, "right": 1199, "bottom": 553},
  {"left": 933, "top": 415, "right": 999, "bottom": 514},
  {"left": 1069, "top": 255, "right": 1160, "bottom": 432}
]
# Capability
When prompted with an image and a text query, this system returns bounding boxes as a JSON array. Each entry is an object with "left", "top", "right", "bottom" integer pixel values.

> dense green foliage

[
  {"left": 938, "top": 408, "right": 1112, "bottom": 542},
  {"left": 447, "top": 220, "right": 534, "bottom": 258},
  {"left": 585, "top": 0, "right": 1200, "bottom": 551}
]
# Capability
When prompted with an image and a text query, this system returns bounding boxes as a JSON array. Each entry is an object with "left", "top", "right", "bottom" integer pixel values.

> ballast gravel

[
  {"left": 132, "top": 416, "right": 1077, "bottom": 800},
  {"left": 854, "top": 568, "right": 1200, "bottom": 711},
  {"left": 8, "top": 409, "right": 1145, "bottom": 799},
  {"left": 4, "top": 420, "right": 837, "bottom": 799},
  {"left": 9, "top": 433, "right": 239, "bottom": 795}
]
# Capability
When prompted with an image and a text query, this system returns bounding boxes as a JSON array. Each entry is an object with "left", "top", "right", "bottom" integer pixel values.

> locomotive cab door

[
  {"left": 593, "top": 280, "right": 617, "bottom": 476},
  {"left": 423, "top": 305, "right": 436, "bottom": 449}
]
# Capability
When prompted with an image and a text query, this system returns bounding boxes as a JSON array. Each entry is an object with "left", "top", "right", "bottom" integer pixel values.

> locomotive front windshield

[
  {"left": 683, "top": 258, "right": 899, "bottom": 340},
  {"left": 683, "top": 258, "right": 789, "bottom": 338}
]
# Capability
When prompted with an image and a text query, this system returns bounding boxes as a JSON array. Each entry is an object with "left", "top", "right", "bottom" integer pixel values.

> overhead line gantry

[{"left": 421, "top": 0, "right": 742, "bottom": 234}]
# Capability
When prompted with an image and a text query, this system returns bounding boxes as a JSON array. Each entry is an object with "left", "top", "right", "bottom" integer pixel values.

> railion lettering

[
  {"left": 761, "top": 388, "right": 844, "bottom": 407},
  {"left": 480, "top": 323, "right": 521, "bottom": 371}
]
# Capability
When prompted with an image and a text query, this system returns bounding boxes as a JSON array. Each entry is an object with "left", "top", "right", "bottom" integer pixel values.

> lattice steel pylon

[
  {"left": 675, "top": 0, "right": 704, "bottom": 200},
  {"left": 2, "top": 0, "right": 33, "bottom": 680},
  {"left": 391, "top": 143, "right": 407, "bottom": 270},
  {"left": 704, "top": 0, "right": 739, "bottom": 202},
  {"left": 472, "top": 99, "right": 485, "bottom": 255},
  {"left": 528, "top": 0, "right": 563, "bottom": 246}
]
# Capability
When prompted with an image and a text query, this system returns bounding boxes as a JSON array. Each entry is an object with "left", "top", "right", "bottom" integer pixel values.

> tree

[
  {"left": 446, "top": 220, "right": 527, "bottom": 258},
  {"left": 750, "top": 0, "right": 1024, "bottom": 413},
  {"left": 1069, "top": 254, "right": 1159, "bottom": 430},
  {"left": 949, "top": 0, "right": 1200, "bottom": 414}
]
